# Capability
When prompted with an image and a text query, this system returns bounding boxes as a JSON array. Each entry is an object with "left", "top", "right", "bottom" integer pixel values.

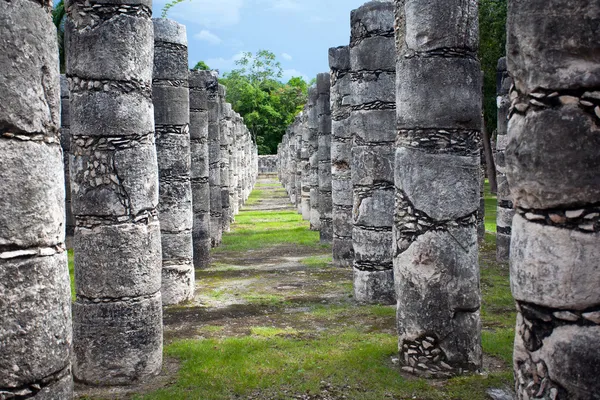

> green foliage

[
  {"left": 161, "top": 0, "right": 187, "bottom": 18},
  {"left": 220, "top": 50, "right": 308, "bottom": 155},
  {"left": 193, "top": 61, "right": 211, "bottom": 71},
  {"left": 479, "top": 0, "right": 508, "bottom": 136},
  {"left": 52, "top": 0, "right": 66, "bottom": 73}
]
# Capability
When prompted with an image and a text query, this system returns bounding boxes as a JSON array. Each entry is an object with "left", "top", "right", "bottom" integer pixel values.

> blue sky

[{"left": 152, "top": 0, "right": 368, "bottom": 82}]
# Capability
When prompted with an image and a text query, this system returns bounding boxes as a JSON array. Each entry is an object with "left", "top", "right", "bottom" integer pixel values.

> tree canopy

[{"left": 219, "top": 50, "right": 308, "bottom": 155}]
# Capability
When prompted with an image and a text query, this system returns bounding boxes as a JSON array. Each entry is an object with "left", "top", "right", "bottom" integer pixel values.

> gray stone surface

[
  {"left": 220, "top": 99, "right": 232, "bottom": 233},
  {"left": 67, "top": 0, "right": 162, "bottom": 384},
  {"left": 317, "top": 73, "right": 333, "bottom": 244},
  {"left": 506, "top": 2, "right": 600, "bottom": 397},
  {"left": 153, "top": 18, "right": 194, "bottom": 305},
  {"left": 189, "top": 70, "right": 212, "bottom": 269},
  {"left": 330, "top": 45, "right": 354, "bottom": 268},
  {"left": 350, "top": 0, "right": 396, "bottom": 304},
  {"left": 61, "top": 76, "right": 75, "bottom": 246},
  {"left": 72, "top": 293, "right": 163, "bottom": 385},
  {"left": 0, "top": 0, "right": 73, "bottom": 395},
  {"left": 208, "top": 78, "right": 223, "bottom": 247},
  {"left": 259, "top": 155, "right": 278, "bottom": 174},
  {"left": 495, "top": 58, "right": 513, "bottom": 262},
  {"left": 307, "top": 87, "right": 320, "bottom": 231},
  {"left": 394, "top": 0, "right": 482, "bottom": 376}
]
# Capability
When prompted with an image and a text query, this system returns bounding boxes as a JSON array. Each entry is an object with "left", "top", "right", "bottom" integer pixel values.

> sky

[{"left": 152, "top": 0, "right": 369, "bottom": 83}]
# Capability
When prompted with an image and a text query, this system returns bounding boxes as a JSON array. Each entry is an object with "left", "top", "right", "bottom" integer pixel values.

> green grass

[
  {"left": 212, "top": 210, "right": 323, "bottom": 253},
  {"left": 484, "top": 180, "right": 497, "bottom": 233},
  {"left": 300, "top": 255, "right": 333, "bottom": 268}
]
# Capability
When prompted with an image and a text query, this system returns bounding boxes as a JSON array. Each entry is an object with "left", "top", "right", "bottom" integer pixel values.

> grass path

[{"left": 76, "top": 174, "right": 515, "bottom": 400}]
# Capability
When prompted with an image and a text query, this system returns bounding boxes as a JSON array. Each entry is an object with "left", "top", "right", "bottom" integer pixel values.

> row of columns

[
  {"left": 277, "top": 0, "right": 600, "bottom": 396},
  {"left": 1, "top": 5, "right": 257, "bottom": 395}
]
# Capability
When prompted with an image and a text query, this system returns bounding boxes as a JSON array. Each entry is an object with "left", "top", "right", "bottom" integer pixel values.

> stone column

[
  {"left": 330, "top": 45, "right": 354, "bottom": 268},
  {"left": 317, "top": 73, "right": 333, "bottom": 243},
  {"left": 350, "top": 1, "right": 396, "bottom": 304},
  {"left": 393, "top": 0, "right": 482, "bottom": 376},
  {"left": 300, "top": 111, "right": 311, "bottom": 220},
  {"left": 287, "top": 129, "right": 297, "bottom": 205},
  {"left": 220, "top": 96, "right": 232, "bottom": 233},
  {"left": 153, "top": 18, "right": 194, "bottom": 305},
  {"left": 307, "top": 87, "right": 321, "bottom": 231},
  {"left": 495, "top": 57, "right": 513, "bottom": 262},
  {"left": 506, "top": 1, "right": 600, "bottom": 398},
  {"left": 66, "top": 0, "right": 163, "bottom": 383},
  {"left": 61, "top": 76, "right": 75, "bottom": 248},
  {"left": 208, "top": 79, "right": 223, "bottom": 247},
  {"left": 0, "top": 1, "right": 73, "bottom": 396},
  {"left": 294, "top": 127, "right": 303, "bottom": 213},
  {"left": 189, "top": 70, "right": 212, "bottom": 269},
  {"left": 230, "top": 113, "right": 240, "bottom": 217}
]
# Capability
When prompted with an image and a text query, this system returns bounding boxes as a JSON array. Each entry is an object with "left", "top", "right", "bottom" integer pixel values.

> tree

[
  {"left": 52, "top": 0, "right": 66, "bottom": 73},
  {"left": 219, "top": 50, "right": 308, "bottom": 155},
  {"left": 479, "top": 0, "right": 507, "bottom": 193},
  {"left": 193, "top": 61, "right": 211, "bottom": 71}
]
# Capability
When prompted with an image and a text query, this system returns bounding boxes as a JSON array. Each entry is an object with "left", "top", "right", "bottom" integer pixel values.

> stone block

[
  {"left": 161, "top": 265, "right": 194, "bottom": 305},
  {"left": 66, "top": 15, "right": 153, "bottom": 83},
  {"left": 72, "top": 294, "right": 163, "bottom": 385},
  {"left": 350, "top": 109, "right": 395, "bottom": 143},
  {"left": 395, "top": 227, "right": 481, "bottom": 369},
  {"left": 506, "top": 107, "right": 600, "bottom": 209},
  {"left": 153, "top": 86, "right": 189, "bottom": 126},
  {"left": 0, "top": 0, "right": 60, "bottom": 134},
  {"left": 510, "top": 215, "right": 600, "bottom": 310},
  {"left": 352, "top": 145, "right": 394, "bottom": 187},
  {"left": 353, "top": 227, "right": 393, "bottom": 268},
  {"left": 395, "top": 147, "right": 480, "bottom": 221},
  {"left": 396, "top": 56, "right": 482, "bottom": 130},
  {"left": 0, "top": 140, "right": 64, "bottom": 248},
  {"left": 157, "top": 181, "right": 193, "bottom": 232},
  {"left": 354, "top": 188, "right": 394, "bottom": 228},
  {"left": 354, "top": 269, "right": 395, "bottom": 305},
  {"left": 156, "top": 131, "right": 191, "bottom": 178},
  {"left": 507, "top": 0, "right": 600, "bottom": 93},
  {"left": 74, "top": 221, "right": 162, "bottom": 298},
  {"left": 70, "top": 90, "right": 154, "bottom": 137},
  {"left": 350, "top": 36, "right": 396, "bottom": 72},
  {"left": 0, "top": 253, "right": 71, "bottom": 388},
  {"left": 403, "top": 0, "right": 478, "bottom": 53}
]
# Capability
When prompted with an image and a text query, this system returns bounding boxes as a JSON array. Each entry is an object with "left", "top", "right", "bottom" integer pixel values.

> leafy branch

[{"left": 161, "top": 0, "right": 188, "bottom": 18}]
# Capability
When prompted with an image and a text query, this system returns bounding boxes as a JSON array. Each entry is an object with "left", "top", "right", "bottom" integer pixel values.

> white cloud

[
  {"left": 205, "top": 52, "right": 247, "bottom": 74},
  {"left": 158, "top": 0, "right": 244, "bottom": 28},
  {"left": 282, "top": 68, "right": 309, "bottom": 83},
  {"left": 194, "top": 30, "right": 222, "bottom": 45},
  {"left": 281, "top": 52, "right": 293, "bottom": 61},
  {"left": 269, "top": 0, "right": 303, "bottom": 11}
]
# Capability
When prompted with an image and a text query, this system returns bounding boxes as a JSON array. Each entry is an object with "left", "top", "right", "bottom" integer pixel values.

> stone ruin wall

[{"left": 1, "top": 0, "right": 74, "bottom": 396}]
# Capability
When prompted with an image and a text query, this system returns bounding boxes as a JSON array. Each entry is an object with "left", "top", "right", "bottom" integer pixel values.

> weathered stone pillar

[
  {"left": 67, "top": 0, "right": 163, "bottom": 383},
  {"left": 61, "top": 76, "right": 75, "bottom": 248},
  {"left": 317, "top": 73, "right": 333, "bottom": 243},
  {"left": 330, "top": 45, "right": 354, "bottom": 268},
  {"left": 393, "top": 0, "right": 482, "bottom": 376},
  {"left": 506, "top": 1, "right": 600, "bottom": 398},
  {"left": 350, "top": 1, "right": 396, "bottom": 304},
  {"left": 220, "top": 97, "right": 232, "bottom": 233},
  {"left": 189, "top": 70, "right": 212, "bottom": 269},
  {"left": 208, "top": 79, "right": 223, "bottom": 247},
  {"left": 0, "top": 1, "right": 73, "bottom": 395},
  {"left": 307, "top": 87, "right": 320, "bottom": 230},
  {"left": 153, "top": 18, "right": 194, "bottom": 305},
  {"left": 495, "top": 57, "right": 513, "bottom": 262},
  {"left": 230, "top": 113, "right": 240, "bottom": 217},
  {"left": 287, "top": 129, "right": 297, "bottom": 205},
  {"left": 294, "top": 127, "right": 303, "bottom": 213},
  {"left": 300, "top": 111, "right": 311, "bottom": 220}
]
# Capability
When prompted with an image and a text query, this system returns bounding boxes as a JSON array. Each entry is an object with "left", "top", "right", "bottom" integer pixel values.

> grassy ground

[{"left": 75, "top": 176, "right": 515, "bottom": 400}]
